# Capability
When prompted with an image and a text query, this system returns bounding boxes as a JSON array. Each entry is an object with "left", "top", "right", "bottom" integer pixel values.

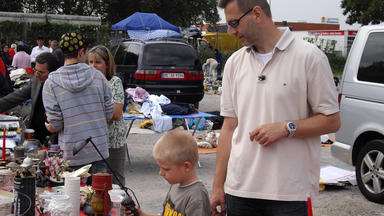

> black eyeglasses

[{"left": 227, "top": 8, "right": 253, "bottom": 28}]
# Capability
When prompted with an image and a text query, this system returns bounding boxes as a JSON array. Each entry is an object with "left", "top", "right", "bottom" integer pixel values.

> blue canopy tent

[{"left": 112, "top": 12, "right": 180, "bottom": 32}]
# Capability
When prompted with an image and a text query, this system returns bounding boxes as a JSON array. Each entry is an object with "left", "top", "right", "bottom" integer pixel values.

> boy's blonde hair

[{"left": 153, "top": 129, "right": 198, "bottom": 166}]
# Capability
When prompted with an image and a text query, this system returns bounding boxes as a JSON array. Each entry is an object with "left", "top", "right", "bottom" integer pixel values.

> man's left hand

[{"left": 249, "top": 122, "right": 288, "bottom": 146}]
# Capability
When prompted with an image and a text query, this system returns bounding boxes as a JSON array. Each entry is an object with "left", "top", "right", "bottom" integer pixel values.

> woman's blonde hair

[
  {"left": 153, "top": 129, "right": 199, "bottom": 166},
  {"left": 86, "top": 45, "right": 116, "bottom": 80}
]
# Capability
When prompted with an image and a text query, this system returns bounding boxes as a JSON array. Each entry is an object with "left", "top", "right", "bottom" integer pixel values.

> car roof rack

[
  {"left": 117, "top": 37, "right": 190, "bottom": 45},
  {"left": 121, "top": 38, "right": 146, "bottom": 43},
  {"left": 152, "top": 37, "right": 189, "bottom": 44}
]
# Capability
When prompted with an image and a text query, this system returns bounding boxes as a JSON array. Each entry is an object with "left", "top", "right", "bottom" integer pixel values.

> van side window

[
  {"left": 114, "top": 44, "right": 127, "bottom": 65},
  {"left": 357, "top": 32, "right": 384, "bottom": 84},
  {"left": 123, "top": 44, "right": 140, "bottom": 66}
]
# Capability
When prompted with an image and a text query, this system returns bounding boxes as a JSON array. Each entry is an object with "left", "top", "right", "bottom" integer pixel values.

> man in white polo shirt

[
  {"left": 210, "top": 0, "right": 341, "bottom": 216},
  {"left": 30, "top": 36, "right": 50, "bottom": 63}
]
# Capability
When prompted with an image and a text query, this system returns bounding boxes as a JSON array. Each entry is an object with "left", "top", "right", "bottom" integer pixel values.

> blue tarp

[{"left": 111, "top": 12, "right": 179, "bottom": 32}]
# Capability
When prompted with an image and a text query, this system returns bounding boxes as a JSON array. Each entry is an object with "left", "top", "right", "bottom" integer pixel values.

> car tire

[{"left": 355, "top": 139, "right": 384, "bottom": 204}]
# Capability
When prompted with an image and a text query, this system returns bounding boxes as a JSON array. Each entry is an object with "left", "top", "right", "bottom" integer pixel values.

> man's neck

[
  {"left": 253, "top": 26, "right": 283, "bottom": 54},
  {"left": 64, "top": 58, "right": 80, "bottom": 66}
]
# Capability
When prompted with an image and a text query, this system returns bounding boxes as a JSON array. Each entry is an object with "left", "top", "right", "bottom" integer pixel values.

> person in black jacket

[
  {"left": 50, "top": 40, "right": 64, "bottom": 66},
  {"left": 14, "top": 39, "right": 32, "bottom": 55},
  {"left": 0, "top": 71, "right": 13, "bottom": 98},
  {"left": 0, "top": 57, "right": 12, "bottom": 97},
  {"left": 1, "top": 44, "right": 13, "bottom": 66},
  {"left": 214, "top": 49, "right": 223, "bottom": 78},
  {"left": 0, "top": 52, "right": 59, "bottom": 144}
]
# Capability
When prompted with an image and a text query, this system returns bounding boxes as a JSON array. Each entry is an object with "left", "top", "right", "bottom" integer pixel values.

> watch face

[{"left": 288, "top": 122, "right": 296, "bottom": 130}]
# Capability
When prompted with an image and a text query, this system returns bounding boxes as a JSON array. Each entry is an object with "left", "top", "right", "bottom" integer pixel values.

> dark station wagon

[{"left": 110, "top": 39, "right": 204, "bottom": 106}]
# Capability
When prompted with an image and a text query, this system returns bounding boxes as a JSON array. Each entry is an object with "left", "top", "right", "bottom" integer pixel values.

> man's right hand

[
  {"left": 210, "top": 117, "right": 236, "bottom": 216},
  {"left": 210, "top": 187, "right": 226, "bottom": 216},
  {"left": 45, "top": 122, "right": 59, "bottom": 133}
]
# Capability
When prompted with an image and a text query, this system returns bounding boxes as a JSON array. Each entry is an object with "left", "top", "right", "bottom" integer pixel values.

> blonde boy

[{"left": 125, "top": 129, "right": 211, "bottom": 216}]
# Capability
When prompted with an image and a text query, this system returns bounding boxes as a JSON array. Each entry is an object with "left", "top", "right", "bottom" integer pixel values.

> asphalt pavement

[{"left": 123, "top": 94, "right": 384, "bottom": 216}]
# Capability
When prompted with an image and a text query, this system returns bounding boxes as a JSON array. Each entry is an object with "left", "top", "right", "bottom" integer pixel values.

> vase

[
  {"left": 47, "top": 195, "right": 73, "bottom": 216},
  {"left": 14, "top": 176, "right": 36, "bottom": 216}
]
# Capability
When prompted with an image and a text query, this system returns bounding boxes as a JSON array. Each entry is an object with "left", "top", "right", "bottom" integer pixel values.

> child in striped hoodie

[{"left": 43, "top": 32, "right": 114, "bottom": 174}]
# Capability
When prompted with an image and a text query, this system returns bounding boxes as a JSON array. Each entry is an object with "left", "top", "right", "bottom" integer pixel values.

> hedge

[
  {"left": 197, "top": 41, "right": 234, "bottom": 72},
  {"left": 0, "top": 20, "right": 110, "bottom": 47},
  {"left": 326, "top": 53, "right": 346, "bottom": 76}
]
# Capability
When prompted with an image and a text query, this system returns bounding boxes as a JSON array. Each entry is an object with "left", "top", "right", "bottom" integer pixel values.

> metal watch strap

[{"left": 286, "top": 121, "right": 296, "bottom": 137}]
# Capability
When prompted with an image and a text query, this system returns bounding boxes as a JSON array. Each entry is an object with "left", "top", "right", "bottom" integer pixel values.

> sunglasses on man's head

[{"left": 227, "top": 8, "right": 253, "bottom": 28}]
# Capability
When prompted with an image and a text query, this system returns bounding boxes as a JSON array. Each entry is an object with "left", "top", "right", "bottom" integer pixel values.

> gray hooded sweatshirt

[{"left": 43, "top": 63, "right": 114, "bottom": 166}]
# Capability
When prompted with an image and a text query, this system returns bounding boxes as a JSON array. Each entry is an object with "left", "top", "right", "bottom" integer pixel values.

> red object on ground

[
  {"left": 25, "top": 67, "right": 34, "bottom": 75},
  {"left": 2, "top": 129, "right": 6, "bottom": 161},
  {"left": 307, "top": 197, "right": 313, "bottom": 216}
]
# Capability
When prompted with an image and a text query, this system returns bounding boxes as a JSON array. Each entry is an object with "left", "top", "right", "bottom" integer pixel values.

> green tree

[
  {"left": 21, "top": 0, "right": 220, "bottom": 27},
  {"left": 106, "top": 0, "right": 141, "bottom": 24},
  {"left": 341, "top": 0, "right": 384, "bottom": 25},
  {"left": 141, "top": 0, "right": 219, "bottom": 26},
  {"left": 23, "top": 0, "right": 108, "bottom": 16},
  {"left": 0, "top": 0, "right": 24, "bottom": 12}
]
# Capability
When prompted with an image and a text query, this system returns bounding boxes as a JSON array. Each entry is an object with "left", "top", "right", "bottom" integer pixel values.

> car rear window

[{"left": 142, "top": 44, "right": 199, "bottom": 66}]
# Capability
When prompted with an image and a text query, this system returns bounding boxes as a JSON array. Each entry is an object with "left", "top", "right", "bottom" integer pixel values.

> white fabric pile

[{"left": 140, "top": 94, "right": 172, "bottom": 133}]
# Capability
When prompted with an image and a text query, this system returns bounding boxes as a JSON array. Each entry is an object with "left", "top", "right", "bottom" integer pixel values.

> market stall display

[
  {"left": 0, "top": 83, "right": 219, "bottom": 215},
  {"left": 0, "top": 114, "right": 78, "bottom": 215},
  {"left": 0, "top": 114, "right": 21, "bottom": 157},
  {"left": 72, "top": 137, "right": 140, "bottom": 216}
]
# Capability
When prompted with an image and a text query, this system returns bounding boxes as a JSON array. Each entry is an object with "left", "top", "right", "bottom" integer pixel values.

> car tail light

[
  {"left": 188, "top": 70, "right": 204, "bottom": 80},
  {"left": 135, "top": 69, "right": 158, "bottom": 80},
  {"left": 338, "top": 93, "right": 342, "bottom": 106}
]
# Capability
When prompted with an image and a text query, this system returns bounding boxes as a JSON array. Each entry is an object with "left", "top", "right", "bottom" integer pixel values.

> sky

[{"left": 218, "top": 0, "right": 361, "bottom": 30}]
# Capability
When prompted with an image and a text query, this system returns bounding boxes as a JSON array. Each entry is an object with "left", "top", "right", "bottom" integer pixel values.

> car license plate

[{"left": 162, "top": 73, "right": 184, "bottom": 79}]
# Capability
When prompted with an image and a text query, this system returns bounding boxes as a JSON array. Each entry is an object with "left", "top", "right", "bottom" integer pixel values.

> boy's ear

[{"left": 183, "top": 161, "right": 193, "bottom": 171}]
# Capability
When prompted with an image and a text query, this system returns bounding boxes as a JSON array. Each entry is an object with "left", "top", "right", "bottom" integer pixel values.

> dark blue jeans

[{"left": 226, "top": 194, "right": 308, "bottom": 216}]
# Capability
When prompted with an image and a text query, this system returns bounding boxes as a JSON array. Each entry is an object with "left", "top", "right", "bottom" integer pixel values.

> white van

[{"left": 331, "top": 24, "right": 384, "bottom": 204}]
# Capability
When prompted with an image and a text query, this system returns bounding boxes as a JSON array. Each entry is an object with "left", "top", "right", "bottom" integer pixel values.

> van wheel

[{"left": 355, "top": 139, "right": 384, "bottom": 204}]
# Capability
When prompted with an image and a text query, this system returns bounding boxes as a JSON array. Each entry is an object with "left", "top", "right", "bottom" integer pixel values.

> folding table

[{"left": 123, "top": 112, "right": 216, "bottom": 171}]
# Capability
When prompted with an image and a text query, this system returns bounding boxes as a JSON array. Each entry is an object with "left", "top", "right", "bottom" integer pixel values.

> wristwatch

[{"left": 286, "top": 121, "right": 296, "bottom": 137}]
